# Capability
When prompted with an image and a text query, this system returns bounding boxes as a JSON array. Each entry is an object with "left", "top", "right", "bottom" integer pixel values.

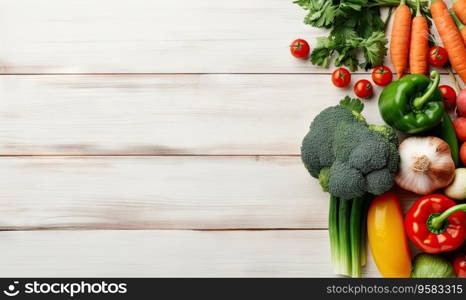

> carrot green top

[
  {"left": 416, "top": 0, "right": 422, "bottom": 16},
  {"left": 450, "top": 8, "right": 465, "bottom": 29}
]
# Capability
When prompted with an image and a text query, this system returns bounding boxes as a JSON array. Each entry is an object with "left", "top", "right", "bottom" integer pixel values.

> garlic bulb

[{"left": 395, "top": 137, "right": 455, "bottom": 195}]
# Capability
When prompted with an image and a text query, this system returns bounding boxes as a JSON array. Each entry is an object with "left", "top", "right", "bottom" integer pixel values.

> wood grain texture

[
  {"left": 0, "top": 0, "right": 449, "bottom": 74},
  {"left": 0, "top": 156, "right": 419, "bottom": 230},
  {"left": 0, "top": 156, "right": 325, "bottom": 230},
  {"left": 0, "top": 230, "right": 380, "bottom": 277},
  {"left": 0, "top": 74, "right": 378, "bottom": 155},
  {"left": 0, "top": 74, "right": 457, "bottom": 155},
  {"left": 0, "top": 0, "right": 443, "bottom": 278},
  {"left": 0, "top": 0, "right": 325, "bottom": 74}
]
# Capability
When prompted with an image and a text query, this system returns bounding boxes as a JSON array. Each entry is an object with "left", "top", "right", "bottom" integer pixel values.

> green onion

[
  {"left": 338, "top": 199, "right": 352, "bottom": 276},
  {"left": 350, "top": 197, "right": 364, "bottom": 278},
  {"left": 328, "top": 195, "right": 340, "bottom": 274},
  {"left": 329, "top": 194, "right": 372, "bottom": 277},
  {"left": 360, "top": 196, "right": 372, "bottom": 267}
]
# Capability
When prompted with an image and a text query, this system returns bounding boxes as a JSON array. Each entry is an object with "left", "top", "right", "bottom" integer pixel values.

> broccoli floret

[
  {"left": 368, "top": 124, "right": 399, "bottom": 145},
  {"left": 328, "top": 161, "right": 366, "bottom": 200},
  {"left": 301, "top": 104, "right": 365, "bottom": 177},
  {"left": 386, "top": 143, "right": 400, "bottom": 174},
  {"left": 366, "top": 168, "right": 393, "bottom": 195},
  {"left": 301, "top": 97, "right": 400, "bottom": 199}
]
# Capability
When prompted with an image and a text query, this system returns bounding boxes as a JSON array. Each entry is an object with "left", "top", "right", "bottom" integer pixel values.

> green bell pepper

[
  {"left": 378, "top": 71, "right": 444, "bottom": 134},
  {"left": 434, "top": 112, "right": 460, "bottom": 166}
]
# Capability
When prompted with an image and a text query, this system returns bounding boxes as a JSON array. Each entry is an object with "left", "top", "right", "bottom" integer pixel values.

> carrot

[
  {"left": 431, "top": 0, "right": 466, "bottom": 84},
  {"left": 453, "top": 0, "right": 466, "bottom": 25},
  {"left": 450, "top": 8, "right": 466, "bottom": 45},
  {"left": 410, "top": 0, "right": 429, "bottom": 74},
  {"left": 390, "top": 0, "right": 412, "bottom": 79}
]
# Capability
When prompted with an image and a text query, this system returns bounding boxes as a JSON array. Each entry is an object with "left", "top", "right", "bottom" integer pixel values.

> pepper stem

[
  {"left": 431, "top": 204, "right": 466, "bottom": 229},
  {"left": 413, "top": 71, "right": 440, "bottom": 109}
]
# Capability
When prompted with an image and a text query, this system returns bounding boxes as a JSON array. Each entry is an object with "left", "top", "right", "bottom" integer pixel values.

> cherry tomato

[
  {"left": 454, "top": 254, "right": 466, "bottom": 278},
  {"left": 460, "top": 142, "right": 466, "bottom": 166},
  {"left": 439, "top": 85, "right": 457, "bottom": 110},
  {"left": 454, "top": 117, "right": 466, "bottom": 141},
  {"left": 353, "top": 79, "right": 373, "bottom": 99},
  {"left": 290, "top": 39, "right": 310, "bottom": 59},
  {"left": 331, "top": 68, "right": 351, "bottom": 88},
  {"left": 428, "top": 46, "right": 448, "bottom": 67},
  {"left": 371, "top": 65, "right": 393, "bottom": 86}
]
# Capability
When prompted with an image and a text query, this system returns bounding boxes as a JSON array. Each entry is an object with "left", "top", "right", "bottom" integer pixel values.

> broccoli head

[{"left": 301, "top": 97, "right": 400, "bottom": 200}]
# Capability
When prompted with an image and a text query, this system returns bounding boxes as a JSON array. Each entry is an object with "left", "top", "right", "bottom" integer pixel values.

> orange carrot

[
  {"left": 390, "top": 0, "right": 412, "bottom": 78},
  {"left": 410, "top": 0, "right": 429, "bottom": 74},
  {"left": 431, "top": 0, "right": 466, "bottom": 84},
  {"left": 450, "top": 8, "right": 466, "bottom": 45},
  {"left": 453, "top": 0, "right": 466, "bottom": 25}
]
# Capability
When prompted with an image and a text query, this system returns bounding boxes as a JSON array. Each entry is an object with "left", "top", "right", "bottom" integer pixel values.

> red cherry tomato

[
  {"left": 331, "top": 68, "right": 351, "bottom": 88},
  {"left": 454, "top": 117, "right": 466, "bottom": 141},
  {"left": 290, "top": 39, "right": 310, "bottom": 59},
  {"left": 439, "top": 85, "right": 457, "bottom": 110},
  {"left": 460, "top": 142, "right": 466, "bottom": 166},
  {"left": 454, "top": 254, "right": 466, "bottom": 278},
  {"left": 428, "top": 46, "right": 448, "bottom": 67},
  {"left": 353, "top": 79, "right": 373, "bottom": 99},
  {"left": 371, "top": 65, "right": 393, "bottom": 86}
]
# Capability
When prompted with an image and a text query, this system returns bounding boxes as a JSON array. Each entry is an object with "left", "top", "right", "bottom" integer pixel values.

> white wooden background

[{"left": 0, "top": 0, "right": 459, "bottom": 277}]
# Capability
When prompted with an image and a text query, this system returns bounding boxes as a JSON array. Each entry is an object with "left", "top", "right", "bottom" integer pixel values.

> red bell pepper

[
  {"left": 404, "top": 194, "right": 466, "bottom": 254},
  {"left": 454, "top": 254, "right": 466, "bottom": 278}
]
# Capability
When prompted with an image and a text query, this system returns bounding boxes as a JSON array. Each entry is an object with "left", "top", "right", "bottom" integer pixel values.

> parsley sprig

[{"left": 294, "top": 0, "right": 430, "bottom": 71}]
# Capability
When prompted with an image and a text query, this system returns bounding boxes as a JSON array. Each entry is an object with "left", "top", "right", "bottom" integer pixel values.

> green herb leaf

[
  {"left": 310, "top": 36, "right": 336, "bottom": 68},
  {"left": 359, "top": 31, "right": 387, "bottom": 69},
  {"left": 294, "top": 0, "right": 338, "bottom": 28},
  {"left": 294, "top": 1, "right": 394, "bottom": 70},
  {"left": 339, "top": 96, "right": 364, "bottom": 114}
]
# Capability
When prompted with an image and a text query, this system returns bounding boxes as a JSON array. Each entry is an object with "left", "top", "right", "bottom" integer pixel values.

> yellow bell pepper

[{"left": 367, "top": 192, "right": 412, "bottom": 277}]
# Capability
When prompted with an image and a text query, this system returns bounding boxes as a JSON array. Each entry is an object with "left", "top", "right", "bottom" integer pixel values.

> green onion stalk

[{"left": 328, "top": 194, "right": 372, "bottom": 278}]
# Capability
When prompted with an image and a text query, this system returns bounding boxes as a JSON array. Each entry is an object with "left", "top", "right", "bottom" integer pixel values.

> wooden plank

[
  {"left": 0, "top": 0, "right": 326, "bottom": 74},
  {"left": 0, "top": 230, "right": 381, "bottom": 277},
  {"left": 0, "top": 0, "right": 449, "bottom": 74},
  {"left": 0, "top": 156, "right": 419, "bottom": 230},
  {"left": 0, "top": 156, "right": 328, "bottom": 230},
  {"left": 0, "top": 74, "right": 379, "bottom": 155},
  {"left": 0, "top": 74, "right": 457, "bottom": 155},
  {"left": 0, "top": 0, "right": 455, "bottom": 76}
]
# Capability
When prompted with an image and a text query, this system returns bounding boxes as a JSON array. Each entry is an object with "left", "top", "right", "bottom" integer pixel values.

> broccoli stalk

[{"left": 301, "top": 97, "right": 399, "bottom": 277}]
